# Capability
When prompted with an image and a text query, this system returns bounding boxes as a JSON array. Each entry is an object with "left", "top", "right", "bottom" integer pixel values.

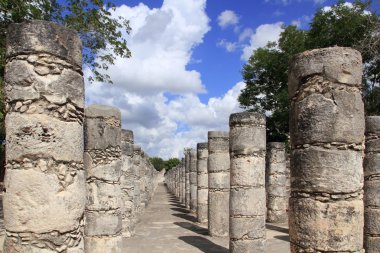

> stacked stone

[
  {"left": 132, "top": 145, "right": 142, "bottom": 226},
  {"left": 181, "top": 159, "right": 186, "bottom": 203},
  {"left": 120, "top": 129, "right": 135, "bottom": 237},
  {"left": 84, "top": 105, "right": 122, "bottom": 253},
  {"left": 185, "top": 151, "right": 191, "bottom": 208},
  {"left": 3, "top": 20, "right": 86, "bottom": 253},
  {"left": 288, "top": 47, "right": 364, "bottom": 252},
  {"left": 364, "top": 116, "right": 380, "bottom": 253},
  {"left": 197, "top": 143, "right": 209, "bottom": 224},
  {"left": 139, "top": 151, "right": 147, "bottom": 210},
  {"left": 229, "top": 112, "right": 266, "bottom": 252},
  {"left": 208, "top": 131, "right": 230, "bottom": 237},
  {"left": 266, "top": 142, "right": 288, "bottom": 223},
  {"left": 189, "top": 150, "right": 198, "bottom": 213}
]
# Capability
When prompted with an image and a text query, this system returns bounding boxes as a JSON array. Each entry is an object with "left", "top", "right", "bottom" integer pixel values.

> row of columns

[
  {"left": 2, "top": 20, "right": 161, "bottom": 253},
  {"left": 165, "top": 47, "right": 379, "bottom": 253}
]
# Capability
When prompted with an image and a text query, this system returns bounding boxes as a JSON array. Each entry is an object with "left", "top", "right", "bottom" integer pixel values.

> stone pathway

[{"left": 123, "top": 183, "right": 290, "bottom": 253}]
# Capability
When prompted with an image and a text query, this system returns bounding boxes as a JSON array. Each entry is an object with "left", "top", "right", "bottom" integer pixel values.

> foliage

[
  {"left": 149, "top": 157, "right": 181, "bottom": 171},
  {"left": 0, "top": 0, "right": 131, "bottom": 83},
  {"left": 149, "top": 157, "right": 166, "bottom": 171},
  {"left": 165, "top": 158, "right": 181, "bottom": 171},
  {"left": 239, "top": 0, "right": 380, "bottom": 142}
]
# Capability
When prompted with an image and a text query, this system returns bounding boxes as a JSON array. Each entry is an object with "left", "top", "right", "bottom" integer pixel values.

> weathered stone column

[
  {"left": 266, "top": 142, "right": 288, "bottom": 223},
  {"left": 84, "top": 105, "right": 122, "bottom": 253},
  {"left": 185, "top": 151, "right": 191, "bottom": 208},
  {"left": 189, "top": 150, "right": 198, "bottom": 213},
  {"left": 197, "top": 143, "right": 209, "bottom": 224},
  {"left": 208, "top": 131, "right": 230, "bottom": 237},
  {"left": 3, "top": 20, "right": 86, "bottom": 252},
  {"left": 132, "top": 145, "right": 142, "bottom": 222},
  {"left": 288, "top": 47, "right": 364, "bottom": 252},
  {"left": 229, "top": 112, "right": 266, "bottom": 252},
  {"left": 120, "top": 129, "right": 135, "bottom": 237},
  {"left": 181, "top": 159, "right": 186, "bottom": 204},
  {"left": 364, "top": 116, "right": 380, "bottom": 253}
]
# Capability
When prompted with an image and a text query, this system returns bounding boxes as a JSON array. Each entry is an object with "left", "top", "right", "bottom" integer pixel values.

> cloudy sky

[{"left": 85, "top": 0, "right": 378, "bottom": 159}]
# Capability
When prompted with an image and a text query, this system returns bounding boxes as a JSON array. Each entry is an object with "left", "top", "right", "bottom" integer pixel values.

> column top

[
  {"left": 85, "top": 104, "right": 121, "bottom": 119},
  {"left": 7, "top": 20, "right": 82, "bottom": 68},
  {"left": 121, "top": 129, "right": 134, "bottom": 143},
  {"left": 288, "top": 47, "right": 362, "bottom": 98},
  {"left": 229, "top": 112, "right": 266, "bottom": 126},
  {"left": 208, "top": 131, "right": 229, "bottom": 138},
  {"left": 197, "top": 142, "right": 208, "bottom": 150}
]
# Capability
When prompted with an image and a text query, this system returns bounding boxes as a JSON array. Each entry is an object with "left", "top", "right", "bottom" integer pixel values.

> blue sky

[{"left": 85, "top": 0, "right": 379, "bottom": 159}]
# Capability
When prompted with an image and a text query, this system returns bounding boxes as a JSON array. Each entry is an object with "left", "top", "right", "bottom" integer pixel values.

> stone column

[
  {"left": 189, "top": 150, "right": 198, "bottom": 213},
  {"left": 197, "top": 143, "right": 209, "bottom": 224},
  {"left": 84, "top": 105, "right": 122, "bottom": 253},
  {"left": 185, "top": 151, "right": 191, "bottom": 208},
  {"left": 3, "top": 20, "right": 86, "bottom": 252},
  {"left": 288, "top": 47, "right": 364, "bottom": 252},
  {"left": 364, "top": 116, "right": 380, "bottom": 253},
  {"left": 266, "top": 142, "right": 288, "bottom": 223},
  {"left": 229, "top": 112, "right": 266, "bottom": 252},
  {"left": 208, "top": 131, "right": 230, "bottom": 237},
  {"left": 181, "top": 159, "right": 186, "bottom": 204},
  {"left": 120, "top": 129, "right": 134, "bottom": 237},
  {"left": 132, "top": 145, "right": 142, "bottom": 221}
]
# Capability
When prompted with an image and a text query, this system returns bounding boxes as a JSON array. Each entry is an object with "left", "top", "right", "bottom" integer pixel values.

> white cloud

[
  {"left": 85, "top": 0, "right": 245, "bottom": 159},
  {"left": 291, "top": 15, "right": 312, "bottom": 28},
  {"left": 86, "top": 81, "right": 245, "bottom": 159},
  {"left": 238, "top": 28, "right": 254, "bottom": 42},
  {"left": 241, "top": 22, "right": 284, "bottom": 61},
  {"left": 217, "top": 10, "right": 240, "bottom": 28},
  {"left": 217, "top": 39, "right": 238, "bottom": 52},
  {"left": 92, "top": 0, "right": 210, "bottom": 95}
]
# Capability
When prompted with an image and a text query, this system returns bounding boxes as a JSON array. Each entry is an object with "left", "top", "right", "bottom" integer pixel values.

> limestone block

[
  {"left": 207, "top": 154, "right": 230, "bottom": 172},
  {"left": 365, "top": 208, "right": 380, "bottom": 235},
  {"left": 85, "top": 212, "right": 122, "bottom": 236},
  {"left": 5, "top": 60, "right": 84, "bottom": 108},
  {"left": 208, "top": 132, "right": 229, "bottom": 152},
  {"left": 229, "top": 127, "right": 266, "bottom": 155},
  {"left": 7, "top": 21, "right": 82, "bottom": 67},
  {"left": 230, "top": 239, "right": 265, "bottom": 253},
  {"left": 85, "top": 158, "right": 122, "bottom": 182},
  {"left": 6, "top": 113, "right": 83, "bottom": 162},
  {"left": 86, "top": 182, "right": 121, "bottom": 211},
  {"left": 208, "top": 171, "right": 230, "bottom": 189},
  {"left": 84, "top": 118, "right": 121, "bottom": 150},
  {"left": 289, "top": 197, "right": 363, "bottom": 252},
  {"left": 230, "top": 216, "right": 265, "bottom": 239},
  {"left": 230, "top": 156, "right": 265, "bottom": 187},
  {"left": 364, "top": 180, "right": 380, "bottom": 207},
  {"left": 291, "top": 92, "right": 364, "bottom": 146},
  {"left": 291, "top": 147, "right": 363, "bottom": 193},
  {"left": 230, "top": 188, "right": 266, "bottom": 216},
  {"left": 288, "top": 47, "right": 362, "bottom": 97},
  {"left": 84, "top": 236, "right": 122, "bottom": 253},
  {"left": 208, "top": 191, "right": 229, "bottom": 237},
  {"left": 4, "top": 169, "right": 85, "bottom": 233},
  {"left": 365, "top": 237, "right": 380, "bottom": 253},
  {"left": 364, "top": 152, "right": 380, "bottom": 177},
  {"left": 197, "top": 174, "right": 208, "bottom": 188}
]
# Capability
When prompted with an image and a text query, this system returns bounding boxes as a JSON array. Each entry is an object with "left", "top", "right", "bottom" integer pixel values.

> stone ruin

[
  {"left": 0, "top": 19, "right": 379, "bottom": 253},
  {"left": 166, "top": 46, "right": 379, "bottom": 253},
  {"left": 1, "top": 20, "right": 160, "bottom": 253}
]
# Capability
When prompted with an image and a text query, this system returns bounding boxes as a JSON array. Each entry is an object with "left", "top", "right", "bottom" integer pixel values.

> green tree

[
  {"left": 0, "top": 0, "right": 131, "bottom": 83},
  {"left": 149, "top": 157, "right": 166, "bottom": 171},
  {"left": 165, "top": 158, "right": 181, "bottom": 171},
  {"left": 239, "top": 0, "right": 380, "bottom": 142}
]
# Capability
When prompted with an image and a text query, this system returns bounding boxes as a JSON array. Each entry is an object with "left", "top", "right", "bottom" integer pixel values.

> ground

[{"left": 123, "top": 183, "right": 290, "bottom": 253}]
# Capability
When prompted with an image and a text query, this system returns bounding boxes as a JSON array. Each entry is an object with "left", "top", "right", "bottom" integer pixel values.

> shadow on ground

[
  {"left": 172, "top": 213, "right": 198, "bottom": 222},
  {"left": 266, "top": 224, "right": 289, "bottom": 234},
  {"left": 178, "top": 236, "right": 228, "bottom": 253},
  {"left": 174, "top": 222, "right": 208, "bottom": 235}
]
